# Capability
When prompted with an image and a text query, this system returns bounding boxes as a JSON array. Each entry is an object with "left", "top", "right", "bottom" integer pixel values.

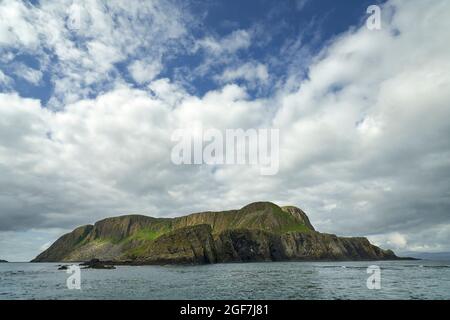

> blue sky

[
  {"left": 1, "top": 0, "right": 450, "bottom": 261},
  {"left": 1, "top": 0, "right": 386, "bottom": 104}
]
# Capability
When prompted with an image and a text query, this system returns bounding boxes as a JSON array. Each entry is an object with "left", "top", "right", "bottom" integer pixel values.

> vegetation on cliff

[{"left": 32, "top": 202, "right": 397, "bottom": 264}]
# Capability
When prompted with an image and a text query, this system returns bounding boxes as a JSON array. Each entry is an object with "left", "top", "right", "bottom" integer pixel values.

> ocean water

[{"left": 1, "top": 260, "right": 450, "bottom": 300}]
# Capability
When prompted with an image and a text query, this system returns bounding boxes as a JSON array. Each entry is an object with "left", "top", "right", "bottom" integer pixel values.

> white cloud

[
  {"left": 0, "top": 69, "right": 11, "bottom": 85},
  {"left": 387, "top": 233, "right": 408, "bottom": 248},
  {"left": 195, "top": 29, "right": 251, "bottom": 55},
  {"left": 13, "top": 63, "right": 43, "bottom": 85},
  {"left": 129, "top": 59, "right": 163, "bottom": 84},
  {"left": 216, "top": 62, "right": 269, "bottom": 85},
  {"left": 148, "top": 78, "right": 187, "bottom": 106},
  {"left": 0, "top": 0, "right": 191, "bottom": 106},
  {"left": 369, "top": 232, "right": 408, "bottom": 250},
  {"left": 269, "top": 0, "right": 450, "bottom": 241},
  {"left": 0, "top": 0, "right": 40, "bottom": 48},
  {"left": 0, "top": 82, "right": 267, "bottom": 235},
  {"left": 369, "top": 224, "right": 450, "bottom": 253},
  {"left": 1, "top": 0, "right": 450, "bottom": 260}
]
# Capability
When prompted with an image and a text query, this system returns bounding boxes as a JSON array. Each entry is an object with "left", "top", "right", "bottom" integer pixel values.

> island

[
  {"left": 0, "top": 259, "right": 8, "bottom": 263},
  {"left": 32, "top": 201, "right": 400, "bottom": 264}
]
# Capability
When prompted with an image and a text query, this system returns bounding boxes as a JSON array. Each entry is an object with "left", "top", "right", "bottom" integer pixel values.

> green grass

[
  {"left": 128, "top": 228, "right": 166, "bottom": 241},
  {"left": 76, "top": 236, "right": 115, "bottom": 247},
  {"left": 70, "top": 203, "right": 314, "bottom": 260},
  {"left": 270, "top": 205, "right": 312, "bottom": 234},
  {"left": 120, "top": 227, "right": 172, "bottom": 259},
  {"left": 124, "top": 245, "right": 150, "bottom": 259},
  {"left": 278, "top": 224, "right": 312, "bottom": 234},
  {"left": 122, "top": 227, "right": 170, "bottom": 242}
]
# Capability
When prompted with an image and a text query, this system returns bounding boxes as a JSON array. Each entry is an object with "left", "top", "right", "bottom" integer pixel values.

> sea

[{"left": 1, "top": 260, "right": 449, "bottom": 300}]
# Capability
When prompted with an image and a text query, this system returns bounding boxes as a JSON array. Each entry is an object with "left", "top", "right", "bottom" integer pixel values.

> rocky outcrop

[
  {"left": 199, "top": 229, "right": 396, "bottom": 263},
  {"left": 80, "top": 259, "right": 116, "bottom": 269},
  {"left": 32, "top": 202, "right": 399, "bottom": 264},
  {"left": 33, "top": 225, "right": 93, "bottom": 262},
  {"left": 134, "top": 224, "right": 217, "bottom": 265}
]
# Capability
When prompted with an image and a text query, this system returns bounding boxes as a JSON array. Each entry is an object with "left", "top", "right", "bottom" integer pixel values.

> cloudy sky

[{"left": 1, "top": 0, "right": 449, "bottom": 261}]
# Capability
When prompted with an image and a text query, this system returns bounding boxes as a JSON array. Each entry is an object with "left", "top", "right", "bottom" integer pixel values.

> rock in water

[
  {"left": 32, "top": 202, "right": 399, "bottom": 264},
  {"left": 80, "top": 259, "right": 116, "bottom": 269}
]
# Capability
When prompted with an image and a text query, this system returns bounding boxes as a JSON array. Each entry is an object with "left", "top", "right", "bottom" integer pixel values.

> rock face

[{"left": 32, "top": 202, "right": 398, "bottom": 264}]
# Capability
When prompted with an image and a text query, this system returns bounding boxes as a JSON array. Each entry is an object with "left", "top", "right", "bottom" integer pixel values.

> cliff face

[{"left": 32, "top": 202, "right": 397, "bottom": 264}]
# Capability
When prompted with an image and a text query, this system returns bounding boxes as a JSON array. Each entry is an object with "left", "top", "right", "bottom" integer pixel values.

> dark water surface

[{"left": 1, "top": 260, "right": 449, "bottom": 299}]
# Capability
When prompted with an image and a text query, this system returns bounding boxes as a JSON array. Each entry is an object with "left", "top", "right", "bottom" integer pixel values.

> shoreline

[{"left": 28, "top": 256, "right": 419, "bottom": 267}]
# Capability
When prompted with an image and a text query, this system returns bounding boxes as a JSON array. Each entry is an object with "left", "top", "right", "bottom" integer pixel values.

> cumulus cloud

[
  {"left": 0, "top": 83, "right": 268, "bottom": 233},
  {"left": 1, "top": 0, "right": 450, "bottom": 260},
  {"left": 267, "top": 0, "right": 450, "bottom": 247}
]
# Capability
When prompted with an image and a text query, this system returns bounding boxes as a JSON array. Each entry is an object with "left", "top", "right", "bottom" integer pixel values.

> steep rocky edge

[{"left": 32, "top": 202, "right": 398, "bottom": 264}]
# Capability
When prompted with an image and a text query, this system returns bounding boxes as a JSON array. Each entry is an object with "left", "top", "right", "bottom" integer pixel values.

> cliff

[{"left": 32, "top": 202, "right": 397, "bottom": 264}]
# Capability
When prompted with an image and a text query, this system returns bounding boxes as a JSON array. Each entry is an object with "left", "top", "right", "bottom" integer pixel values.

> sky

[{"left": 0, "top": 0, "right": 449, "bottom": 261}]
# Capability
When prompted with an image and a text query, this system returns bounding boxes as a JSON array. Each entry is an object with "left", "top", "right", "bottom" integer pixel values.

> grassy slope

[
  {"left": 119, "top": 202, "right": 314, "bottom": 259},
  {"left": 36, "top": 202, "right": 314, "bottom": 261}
]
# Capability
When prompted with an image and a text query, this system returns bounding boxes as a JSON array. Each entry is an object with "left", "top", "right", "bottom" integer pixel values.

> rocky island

[{"left": 32, "top": 202, "right": 399, "bottom": 264}]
